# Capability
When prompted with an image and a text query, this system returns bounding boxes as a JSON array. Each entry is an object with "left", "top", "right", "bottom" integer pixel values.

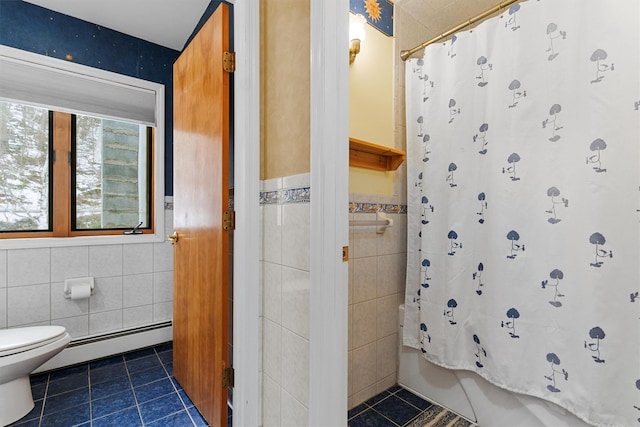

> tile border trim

[
  {"left": 257, "top": 186, "right": 408, "bottom": 213},
  {"left": 350, "top": 202, "right": 407, "bottom": 214},
  {"left": 260, "top": 187, "right": 311, "bottom": 205}
]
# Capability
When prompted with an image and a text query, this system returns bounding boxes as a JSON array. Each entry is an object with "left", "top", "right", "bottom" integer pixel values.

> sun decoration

[{"left": 364, "top": 0, "right": 382, "bottom": 22}]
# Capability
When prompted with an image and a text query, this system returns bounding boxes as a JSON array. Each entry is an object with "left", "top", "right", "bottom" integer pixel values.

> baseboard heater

[{"left": 35, "top": 321, "right": 173, "bottom": 373}]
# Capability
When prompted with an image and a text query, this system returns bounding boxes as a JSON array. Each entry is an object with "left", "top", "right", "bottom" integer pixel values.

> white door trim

[
  {"left": 230, "top": 1, "right": 261, "bottom": 426},
  {"left": 309, "top": 0, "right": 350, "bottom": 425}
]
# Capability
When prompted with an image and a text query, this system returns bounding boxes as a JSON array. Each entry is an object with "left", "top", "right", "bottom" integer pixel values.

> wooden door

[{"left": 172, "top": 4, "right": 230, "bottom": 426}]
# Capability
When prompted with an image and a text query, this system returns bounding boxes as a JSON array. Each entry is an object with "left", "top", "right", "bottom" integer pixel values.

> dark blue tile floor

[
  {"left": 10, "top": 342, "right": 231, "bottom": 427},
  {"left": 348, "top": 386, "right": 436, "bottom": 427}
]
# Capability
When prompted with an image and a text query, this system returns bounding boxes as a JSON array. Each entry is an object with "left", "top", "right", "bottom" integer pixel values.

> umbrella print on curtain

[{"left": 403, "top": 0, "right": 640, "bottom": 425}]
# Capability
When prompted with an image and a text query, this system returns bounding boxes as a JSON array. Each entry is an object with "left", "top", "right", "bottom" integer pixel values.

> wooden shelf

[{"left": 349, "top": 137, "right": 405, "bottom": 171}]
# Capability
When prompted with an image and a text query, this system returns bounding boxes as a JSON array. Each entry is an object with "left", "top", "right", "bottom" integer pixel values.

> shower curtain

[{"left": 403, "top": 0, "right": 640, "bottom": 426}]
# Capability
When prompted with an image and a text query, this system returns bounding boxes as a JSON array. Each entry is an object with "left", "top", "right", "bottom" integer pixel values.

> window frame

[
  {"left": 0, "top": 45, "right": 165, "bottom": 249},
  {"left": 70, "top": 113, "right": 154, "bottom": 235}
]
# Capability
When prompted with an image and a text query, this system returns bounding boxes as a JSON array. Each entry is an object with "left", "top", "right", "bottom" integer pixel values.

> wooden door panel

[{"left": 172, "top": 4, "right": 230, "bottom": 426}]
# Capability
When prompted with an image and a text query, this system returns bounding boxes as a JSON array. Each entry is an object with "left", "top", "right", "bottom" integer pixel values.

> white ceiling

[
  {"left": 23, "top": 0, "right": 211, "bottom": 51},
  {"left": 395, "top": 0, "right": 499, "bottom": 38}
]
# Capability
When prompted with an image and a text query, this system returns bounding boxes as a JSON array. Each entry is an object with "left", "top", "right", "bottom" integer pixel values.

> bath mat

[{"left": 408, "top": 404, "right": 475, "bottom": 427}]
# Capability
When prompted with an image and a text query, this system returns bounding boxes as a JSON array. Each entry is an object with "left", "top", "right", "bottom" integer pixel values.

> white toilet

[{"left": 0, "top": 326, "right": 71, "bottom": 426}]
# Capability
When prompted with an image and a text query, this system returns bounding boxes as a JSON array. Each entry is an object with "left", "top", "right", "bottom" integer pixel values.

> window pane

[
  {"left": 74, "top": 115, "right": 150, "bottom": 230},
  {"left": 0, "top": 101, "right": 50, "bottom": 231}
]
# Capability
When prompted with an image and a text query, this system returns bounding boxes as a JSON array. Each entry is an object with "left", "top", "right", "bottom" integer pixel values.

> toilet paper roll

[
  {"left": 64, "top": 276, "right": 94, "bottom": 300},
  {"left": 69, "top": 283, "right": 92, "bottom": 300}
]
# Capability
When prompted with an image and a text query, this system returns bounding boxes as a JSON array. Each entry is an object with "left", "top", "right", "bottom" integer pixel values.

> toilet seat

[{"left": 0, "top": 326, "right": 68, "bottom": 357}]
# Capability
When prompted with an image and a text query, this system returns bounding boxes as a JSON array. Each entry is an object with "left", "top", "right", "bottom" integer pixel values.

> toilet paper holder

[{"left": 63, "top": 277, "right": 95, "bottom": 299}]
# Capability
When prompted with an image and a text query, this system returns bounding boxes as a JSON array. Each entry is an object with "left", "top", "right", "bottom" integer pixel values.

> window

[
  {"left": 73, "top": 114, "right": 152, "bottom": 232},
  {"left": 0, "top": 102, "right": 52, "bottom": 232},
  {"left": 0, "top": 101, "right": 153, "bottom": 237},
  {"left": 0, "top": 46, "right": 164, "bottom": 245}
]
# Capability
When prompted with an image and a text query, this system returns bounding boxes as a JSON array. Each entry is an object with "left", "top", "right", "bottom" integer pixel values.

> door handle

[{"left": 168, "top": 231, "right": 179, "bottom": 245}]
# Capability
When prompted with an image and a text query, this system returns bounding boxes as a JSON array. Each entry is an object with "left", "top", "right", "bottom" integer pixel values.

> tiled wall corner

[
  {"left": 259, "top": 176, "right": 408, "bottom": 415},
  {"left": 348, "top": 195, "right": 407, "bottom": 409},
  {"left": 0, "top": 204, "right": 175, "bottom": 339},
  {"left": 260, "top": 173, "right": 311, "bottom": 426}
]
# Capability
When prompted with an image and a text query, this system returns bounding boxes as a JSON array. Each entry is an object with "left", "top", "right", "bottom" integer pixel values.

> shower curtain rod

[{"left": 400, "top": 0, "right": 523, "bottom": 61}]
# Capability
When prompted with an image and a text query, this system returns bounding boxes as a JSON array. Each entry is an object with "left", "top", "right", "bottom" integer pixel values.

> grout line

[
  {"left": 87, "top": 364, "right": 92, "bottom": 427},
  {"left": 36, "top": 373, "right": 49, "bottom": 427},
  {"left": 394, "top": 393, "right": 428, "bottom": 412},
  {"left": 155, "top": 346, "right": 198, "bottom": 426},
  {"left": 22, "top": 345, "right": 201, "bottom": 427},
  {"left": 123, "top": 353, "right": 145, "bottom": 426},
  {"left": 145, "top": 408, "right": 189, "bottom": 426},
  {"left": 350, "top": 386, "right": 457, "bottom": 427}
]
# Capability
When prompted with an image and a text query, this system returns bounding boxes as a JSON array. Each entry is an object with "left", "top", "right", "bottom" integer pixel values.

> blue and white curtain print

[{"left": 403, "top": 0, "right": 640, "bottom": 426}]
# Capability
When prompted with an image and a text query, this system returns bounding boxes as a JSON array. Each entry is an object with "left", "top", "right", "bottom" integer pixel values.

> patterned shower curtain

[{"left": 403, "top": 1, "right": 640, "bottom": 426}]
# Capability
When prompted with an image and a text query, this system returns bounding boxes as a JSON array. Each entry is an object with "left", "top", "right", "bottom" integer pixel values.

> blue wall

[{"left": 0, "top": 0, "right": 181, "bottom": 195}]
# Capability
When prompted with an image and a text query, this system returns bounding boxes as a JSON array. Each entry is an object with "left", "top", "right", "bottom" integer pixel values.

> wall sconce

[{"left": 349, "top": 14, "right": 366, "bottom": 65}]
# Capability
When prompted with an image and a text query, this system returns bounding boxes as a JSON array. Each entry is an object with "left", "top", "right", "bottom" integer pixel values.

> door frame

[
  {"left": 230, "top": 1, "right": 261, "bottom": 427},
  {"left": 309, "top": 0, "right": 349, "bottom": 426},
  {"left": 231, "top": 1, "right": 349, "bottom": 425}
]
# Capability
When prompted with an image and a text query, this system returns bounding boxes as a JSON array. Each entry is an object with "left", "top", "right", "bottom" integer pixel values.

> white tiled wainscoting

[
  {"left": 0, "top": 206, "right": 174, "bottom": 337},
  {"left": 260, "top": 173, "right": 311, "bottom": 427},
  {"left": 348, "top": 196, "right": 407, "bottom": 410}
]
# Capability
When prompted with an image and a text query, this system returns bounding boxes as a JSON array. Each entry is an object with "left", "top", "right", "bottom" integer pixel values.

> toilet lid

[{"left": 0, "top": 326, "right": 67, "bottom": 354}]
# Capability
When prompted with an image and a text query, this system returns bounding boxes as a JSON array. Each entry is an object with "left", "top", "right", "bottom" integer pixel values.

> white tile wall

[
  {"left": 262, "top": 205, "right": 283, "bottom": 264},
  {"left": 51, "top": 281, "right": 89, "bottom": 319},
  {"left": 377, "top": 253, "right": 406, "bottom": 297},
  {"left": 0, "top": 287, "right": 6, "bottom": 328},
  {"left": 347, "top": 349, "right": 353, "bottom": 408},
  {"left": 377, "top": 294, "right": 399, "bottom": 338},
  {"left": 348, "top": 195, "right": 407, "bottom": 409},
  {"left": 262, "top": 262, "right": 282, "bottom": 323},
  {"left": 89, "top": 245, "right": 123, "bottom": 278},
  {"left": 152, "top": 301, "right": 173, "bottom": 323},
  {"left": 0, "top": 250, "right": 7, "bottom": 288},
  {"left": 260, "top": 177, "right": 408, "bottom": 415},
  {"left": 123, "top": 243, "right": 154, "bottom": 275},
  {"left": 123, "top": 305, "right": 153, "bottom": 328},
  {"left": 8, "top": 248, "right": 50, "bottom": 287},
  {"left": 350, "top": 214, "right": 378, "bottom": 259},
  {"left": 281, "top": 204, "right": 310, "bottom": 271},
  {"left": 90, "top": 276, "right": 123, "bottom": 313},
  {"left": 153, "top": 271, "right": 173, "bottom": 303},
  {"left": 8, "top": 284, "right": 50, "bottom": 326},
  {"left": 262, "top": 317, "right": 282, "bottom": 381},
  {"left": 56, "top": 315, "right": 89, "bottom": 337},
  {"left": 262, "top": 373, "right": 282, "bottom": 427},
  {"left": 123, "top": 274, "right": 153, "bottom": 308},
  {"left": 281, "top": 328, "right": 309, "bottom": 407},
  {"left": 89, "top": 309, "right": 122, "bottom": 335},
  {"left": 281, "top": 267, "right": 309, "bottom": 339},
  {"left": 281, "top": 389, "right": 309, "bottom": 427},
  {"left": 0, "top": 207, "right": 175, "bottom": 338},
  {"left": 376, "top": 333, "right": 398, "bottom": 381},
  {"left": 260, "top": 173, "right": 310, "bottom": 426},
  {"left": 51, "top": 246, "right": 89, "bottom": 282},
  {"left": 377, "top": 214, "right": 407, "bottom": 256},
  {"left": 351, "top": 342, "right": 377, "bottom": 394},
  {"left": 153, "top": 240, "right": 174, "bottom": 272},
  {"left": 281, "top": 173, "right": 309, "bottom": 189},
  {"left": 0, "top": 250, "right": 4, "bottom": 329},
  {"left": 352, "top": 299, "right": 377, "bottom": 349},
  {"left": 262, "top": 177, "right": 283, "bottom": 192},
  {"left": 352, "top": 257, "right": 378, "bottom": 304}
]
